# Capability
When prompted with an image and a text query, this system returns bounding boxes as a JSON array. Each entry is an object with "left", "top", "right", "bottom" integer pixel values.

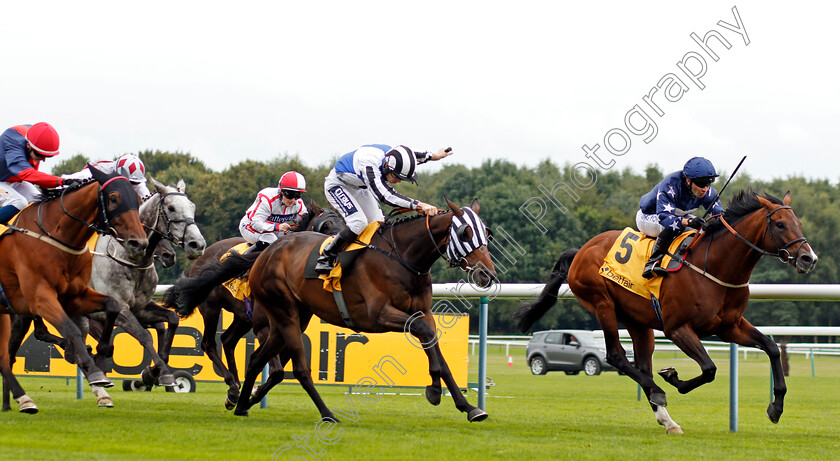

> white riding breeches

[
  {"left": 324, "top": 171, "right": 384, "bottom": 235},
  {"left": 0, "top": 181, "right": 40, "bottom": 210},
  {"left": 636, "top": 209, "right": 664, "bottom": 237}
]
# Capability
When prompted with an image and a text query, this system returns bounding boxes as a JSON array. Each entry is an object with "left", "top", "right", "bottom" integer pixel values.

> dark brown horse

[
  {"left": 182, "top": 200, "right": 344, "bottom": 409},
  {"left": 0, "top": 167, "right": 148, "bottom": 413},
  {"left": 165, "top": 198, "right": 496, "bottom": 422},
  {"left": 515, "top": 190, "right": 817, "bottom": 433}
]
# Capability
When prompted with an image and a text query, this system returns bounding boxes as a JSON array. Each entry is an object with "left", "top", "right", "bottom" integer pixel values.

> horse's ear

[
  {"left": 445, "top": 196, "right": 463, "bottom": 217},
  {"left": 783, "top": 191, "right": 791, "bottom": 206},
  {"left": 177, "top": 179, "right": 186, "bottom": 193},
  {"left": 88, "top": 164, "right": 107, "bottom": 183},
  {"left": 309, "top": 199, "right": 322, "bottom": 215},
  {"left": 470, "top": 198, "right": 480, "bottom": 214},
  {"left": 150, "top": 176, "right": 166, "bottom": 193}
]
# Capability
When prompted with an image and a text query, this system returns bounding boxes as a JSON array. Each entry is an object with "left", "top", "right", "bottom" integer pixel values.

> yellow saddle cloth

[
  {"left": 221, "top": 242, "right": 252, "bottom": 301},
  {"left": 599, "top": 227, "right": 696, "bottom": 300},
  {"left": 318, "top": 222, "right": 380, "bottom": 292}
]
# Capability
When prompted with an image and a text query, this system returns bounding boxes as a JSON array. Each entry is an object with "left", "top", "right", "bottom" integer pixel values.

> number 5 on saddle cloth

[{"left": 598, "top": 227, "right": 697, "bottom": 314}]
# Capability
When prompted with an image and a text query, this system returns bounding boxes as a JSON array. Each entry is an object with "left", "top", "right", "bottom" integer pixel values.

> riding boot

[
  {"left": 0, "top": 204, "right": 20, "bottom": 225},
  {"left": 642, "top": 227, "right": 679, "bottom": 279},
  {"left": 314, "top": 227, "right": 357, "bottom": 274},
  {"left": 242, "top": 240, "right": 269, "bottom": 255}
]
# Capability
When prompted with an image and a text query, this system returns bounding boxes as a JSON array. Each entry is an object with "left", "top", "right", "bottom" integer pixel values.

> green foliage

[{"left": 77, "top": 151, "right": 840, "bottom": 332}]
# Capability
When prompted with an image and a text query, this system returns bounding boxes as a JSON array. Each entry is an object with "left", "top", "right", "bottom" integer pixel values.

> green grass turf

[{"left": 1, "top": 348, "right": 838, "bottom": 460}]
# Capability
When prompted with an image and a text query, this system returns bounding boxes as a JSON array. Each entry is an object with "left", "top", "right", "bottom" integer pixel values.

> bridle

[
  {"left": 144, "top": 191, "right": 198, "bottom": 248},
  {"left": 30, "top": 177, "right": 135, "bottom": 252},
  {"left": 718, "top": 205, "right": 808, "bottom": 264}
]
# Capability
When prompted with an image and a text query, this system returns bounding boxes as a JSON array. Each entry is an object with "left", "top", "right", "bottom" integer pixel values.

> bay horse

[
  {"left": 165, "top": 198, "right": 496, "bottom": 422},
  {"left": 515, "top": 190, "right": 817, "bottom": 433},
  {"left": 0, "top": 167, "right": 148, "bottom": 413},
  {"left": 179, "top": 200, "right": 343, "bottom": 409}
]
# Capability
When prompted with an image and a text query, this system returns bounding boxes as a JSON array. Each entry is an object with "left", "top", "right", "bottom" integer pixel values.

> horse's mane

[
  {"left": 381, "top": 209, "right": 452, "bottom": 231},
  {"left": 32, "top": 179, "right": 96, "bottom": 203},
  {"left": 705, "top": 188, "right": 783, "bottom": 235}
]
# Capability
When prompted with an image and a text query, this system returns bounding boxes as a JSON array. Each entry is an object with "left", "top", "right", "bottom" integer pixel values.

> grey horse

[{"left": 83, "top": 177, "right": 206, "bottom": 405}]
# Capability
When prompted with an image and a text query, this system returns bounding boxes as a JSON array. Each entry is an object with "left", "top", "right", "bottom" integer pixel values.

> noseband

[
  {"left": 145, "top": 191, "right": 197, "bottom": 248},
  {"left": 720, "top": 205, "right": 808, "bottom": 263}
]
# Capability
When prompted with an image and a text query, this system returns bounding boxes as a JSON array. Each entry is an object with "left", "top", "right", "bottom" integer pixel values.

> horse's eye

[
  {"left": 168, "top": 205, "right": 176, "bottom": 213},
  {"left": 775, "top": 221, "right": 786, "bottom": 230}
]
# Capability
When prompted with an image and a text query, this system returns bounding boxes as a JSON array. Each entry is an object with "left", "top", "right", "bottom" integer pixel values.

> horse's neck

[
  {"left": 47, "top": 186, "right": 101, "bottom": 247},
  {"left": 137, "top": 195, "right": 167, "bottom": 261},
  {"left": 389, "top": 214, "right": 451, "bottom": 273},
  {"left": 704, "top": 210, "right": 767, "bottom": 284}
]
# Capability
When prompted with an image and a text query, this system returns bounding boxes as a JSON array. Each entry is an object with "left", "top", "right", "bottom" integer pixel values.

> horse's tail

[
  {"left": 163, "top": 252, "right": 260, "bottom": 318},
  {"left": 513, "top": 248, "right": 579, "bottom": 333}
]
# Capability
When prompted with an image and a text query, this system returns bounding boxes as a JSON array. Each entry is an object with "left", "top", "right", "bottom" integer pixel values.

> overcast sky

[{"left": 2, "top": 1, "right": 837, "bottom": 184}]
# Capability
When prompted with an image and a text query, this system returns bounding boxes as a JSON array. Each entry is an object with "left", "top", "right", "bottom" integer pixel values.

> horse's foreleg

[
  {"left": 401, "top": 309, "right": 486, "bottom": 422},
  {"left": 221, "top": 314, "right": 252, "bottom": 386},
  {"left": 719, "top": 319, "right": 786, "bottom": 423},
  {"left": 4, "top": 315, "right": 33, "bottom": 411},
  {"left": 659, "top": 325, "right": 717, "bottom": 394},
  {"left": 116, "top": 307, "right": 175, "bottom": 387},
  {"left": 197, "top": 304, "right": 241, "bottom": 408}
]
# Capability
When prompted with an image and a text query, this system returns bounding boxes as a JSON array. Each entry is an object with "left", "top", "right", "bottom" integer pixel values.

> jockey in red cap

[
  {"left": 0, "top": 123, "right": 83, "bottom": 225},
  {"left": 238, "top": 171, "right": 309, "bottom": 254}
]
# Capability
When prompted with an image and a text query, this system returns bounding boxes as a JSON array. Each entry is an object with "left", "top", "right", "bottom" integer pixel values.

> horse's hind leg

[
  {"left": 625, "top": 325, "right": 682, "bottom": 434},
  {"left": 3, "top": 315, "right": 33, "bottom": 411},
  {"left": 1, "top": 314, "right": 37, "bottom": 413},
  {"left": 718, "top": 319, "right": 786, "bottom": 423}
]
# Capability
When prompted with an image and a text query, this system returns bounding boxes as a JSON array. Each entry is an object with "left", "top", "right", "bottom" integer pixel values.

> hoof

[
  {"left": 140, "top": 368, "right": 155, "bottom": 387},
  {"left": 658, "top": 367, "right": 677, "bottom": 380},
  {"left": 157, "top": 373, "right": 176, "bottom": 387},
  {"left": 87, "top": 372, "right": 114, "bottom": 388},
  {"left": 425, "top": 386, "right": 442, "bottom": 406},
  {"left": 666, "top": 425, "right": 684, "bottom": 434},
  {"left": 322, "top": 414, "right": 340, "bottom": 423},
  {"left": 234, "top": 408, "right": 249, "bottom": 417},
  {"left": 225, "top": 397, "right": 237, "bottom": 410},
  {"left": 97, "top": 396, "right": 114, "bottom": 408},
  {"left": 767, "top": 404, "right": 782, "bottom": 424},
  {"left": 467, "top": 408, "right": 488, "bottom": 422},
  {"left": 649, "top": 392, "right": 667, "bottom": 407},
  {"left": 17, "top": 395, "right": 38, "bottom": 414}
]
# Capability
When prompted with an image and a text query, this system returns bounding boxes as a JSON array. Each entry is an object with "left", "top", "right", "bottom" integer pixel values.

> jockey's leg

[
  {"left": 643, "top": 227, "right": 678, "bottom": 279},
  {"left": 314, "top": 227, "right": 357, "bottom": 273}
]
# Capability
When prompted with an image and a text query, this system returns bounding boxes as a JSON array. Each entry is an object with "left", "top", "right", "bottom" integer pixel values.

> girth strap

[{"left": 331, "top": 289, "right": 358, "bottom": 332}]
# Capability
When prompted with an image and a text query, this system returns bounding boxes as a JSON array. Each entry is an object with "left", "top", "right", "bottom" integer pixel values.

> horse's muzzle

[
  {"left": 124, "top": 238, "right": 149, "bottom": 260},
  {"left": 472, "top": 268, "right": 498, "bottom": 289},
  {"left": 795, "top": 248, "right": 818, "bottom": 273}
]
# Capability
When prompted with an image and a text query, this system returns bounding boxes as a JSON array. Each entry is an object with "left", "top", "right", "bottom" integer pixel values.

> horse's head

[
  {"left": 303, "top": 200, "right": 345, "bottom": 236},
  {"left": 89, "top": 166, "right": 148, "bottom": 260},
  {"left": 444, "top": 198, "right": 498, "bottom": 288},
  {"left": 154, "top": 238, "right": 177, "bottom": 268},
  {"left": 757, "top": 191, "right": 818, "bottom": 273},
  {"left": 145, "top": 177, "right": 207, "bottom": 259}
]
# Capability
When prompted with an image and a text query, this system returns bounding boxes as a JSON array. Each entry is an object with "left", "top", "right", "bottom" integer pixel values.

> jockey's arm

[{"left": 17, "top": 168, "right": 65, "bottom": 188}]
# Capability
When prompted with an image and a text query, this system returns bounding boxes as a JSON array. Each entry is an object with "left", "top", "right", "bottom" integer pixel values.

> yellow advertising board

[{"left": 12, "top": 312, "right": 469, "bottom": 388}]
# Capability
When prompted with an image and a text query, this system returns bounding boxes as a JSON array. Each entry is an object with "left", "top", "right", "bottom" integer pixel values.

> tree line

[{"left": 52, "top": 151, "right": 839, "bottom": 333}]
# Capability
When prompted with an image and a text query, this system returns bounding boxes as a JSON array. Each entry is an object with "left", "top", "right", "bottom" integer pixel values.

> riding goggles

[
  {"left": 691, "top": 177, "right": 715, "bottom": 188},
  {"left": 282, "top": 190, "right": 302, "bottom": 199}
]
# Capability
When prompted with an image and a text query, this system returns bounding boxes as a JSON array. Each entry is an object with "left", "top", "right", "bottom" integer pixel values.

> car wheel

[
  {"left": 530, "top": 356, "right": 547, "bottom": 375},
  {"left": 583, "top": 357, "right": 602, "bottom": 376},
  {"left": 564, "top": 371, "right": 580, "bottom": 375},
  {"left": 165, "top": 370, "right": 197, "bottom": 393}
]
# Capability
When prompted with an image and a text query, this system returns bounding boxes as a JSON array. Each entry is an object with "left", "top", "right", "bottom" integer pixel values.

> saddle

[
  {"left": 220, "top": 243, "right": 252, "bottom": 301},
  {"left": 599, "top": 228, "right": 697, "bottom": 300},
  {"left": 303, "top": 222, "right": 380, "bottom": 292}
]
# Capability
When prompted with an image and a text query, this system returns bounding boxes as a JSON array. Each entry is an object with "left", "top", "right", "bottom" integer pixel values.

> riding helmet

[
  {"left": 117, "top": 154, "right": 147, "bottom": 184},
  {"left": 683, "top": 157, "right": 719, "bottom": 180},
  {"left": 383, "top": 145, "right": 418, "bottom": 183},
  {"left": 278, "top": 171, "right": 307, "bottom": 192},
  {"left": 24, "top": 122, "right": 60, "bottom": 156}
]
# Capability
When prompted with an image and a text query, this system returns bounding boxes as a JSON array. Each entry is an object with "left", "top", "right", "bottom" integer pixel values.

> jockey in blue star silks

[
  {"left": 636, "top": 156, "right": 724, "bottom": 279},
  {"left": 0, "top": 123, "right": 84, "bottom": 225},
  {"left": 239, "top": 171, "right": 309, "bottom": 254},
  {"left": 314, "top": 144, "right": 453, "bottom": 274}
]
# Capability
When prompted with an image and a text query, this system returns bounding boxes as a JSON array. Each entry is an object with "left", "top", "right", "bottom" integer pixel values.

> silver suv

[{"left": 525, "top": 329, "right": 632, "bottom": 376}]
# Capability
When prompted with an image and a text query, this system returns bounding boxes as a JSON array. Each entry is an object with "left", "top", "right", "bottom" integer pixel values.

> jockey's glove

[
  {"left": 62, "top": 178, "right": 83, "bottom": 188},
  {"left": 686, "top": 216, "right": 707, "bottom": 230}
]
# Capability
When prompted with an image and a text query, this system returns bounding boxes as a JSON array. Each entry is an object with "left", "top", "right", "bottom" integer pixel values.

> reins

[{"left": 676, "top": 204, "right": 808, "bottom": 288}]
